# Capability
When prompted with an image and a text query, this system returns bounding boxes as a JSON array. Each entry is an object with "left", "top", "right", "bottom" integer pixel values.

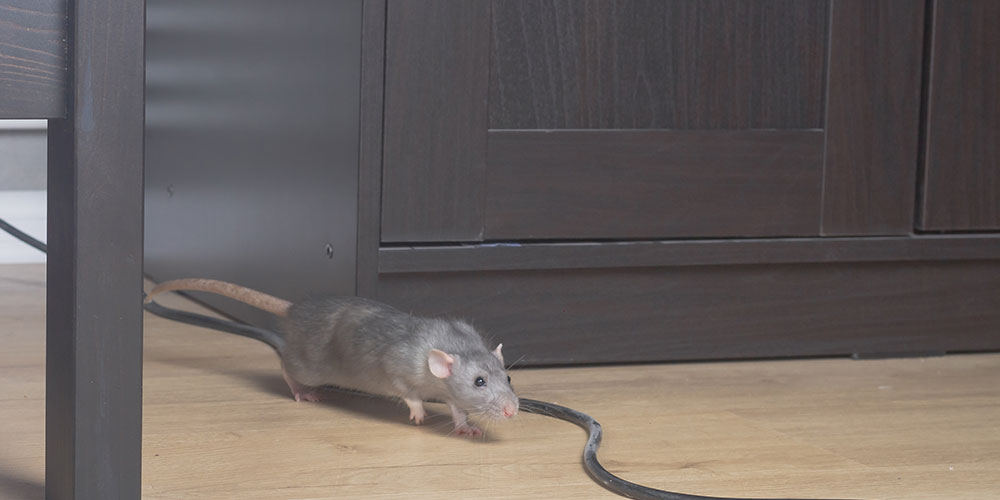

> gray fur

[{"left": 279, "top": 296, "right": 519, "bottom": 424}]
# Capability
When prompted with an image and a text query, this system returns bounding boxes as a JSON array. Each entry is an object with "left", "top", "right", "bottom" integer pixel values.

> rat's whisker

[{"left": 507, "top": 354, "right": 528, "bottom": 370}]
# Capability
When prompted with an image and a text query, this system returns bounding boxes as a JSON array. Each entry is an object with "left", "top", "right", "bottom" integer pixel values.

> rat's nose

[{"left": 502, "top": 404, "right": 517, "bottom": 418}]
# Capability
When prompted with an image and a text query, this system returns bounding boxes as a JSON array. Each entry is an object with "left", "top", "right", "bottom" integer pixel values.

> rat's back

[{"left": 279, "top": 296, "right": 422, "bottom": 394}]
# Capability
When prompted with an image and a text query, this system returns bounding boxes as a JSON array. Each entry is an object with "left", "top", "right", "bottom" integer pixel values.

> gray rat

[{"left": 145, "top": 279, "right": 519, "bottom": 437}]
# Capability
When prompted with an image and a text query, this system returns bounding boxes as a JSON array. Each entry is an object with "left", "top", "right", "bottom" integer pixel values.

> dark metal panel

[
  {"left": 821, "top": 0, "right": 924, "bottom": 235},
  {"left": 377, "top": 261, "right": 1000, "bottom": 365},
  {"left": 0, "top": 0, "right": 67, "bottom": 118},
  {"left": 45, "top": 0, "right": 144, "bottom": 497},
  {"left": 380, "top": 0, "right": 490, "bottom": 243},
  {"left": 356, "top": 0, "right": 386, "bottom": 298},
  {"left": 484, "top": 130, "right": 824, "bottom": 239},
  {"left": 144, "top": 0, "right": 362, "bottom": 327},
  {"left": 920, "top": 0, "right": 1000, "bottom": 231},
  {"left": 489, "top": 0, "right": 829, "bottom": 130},
  {"left": 379, "top": 234, "right": 1000, "bottom": 273}
]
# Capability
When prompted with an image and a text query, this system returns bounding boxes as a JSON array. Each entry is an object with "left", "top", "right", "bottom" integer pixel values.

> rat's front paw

[
  {"left": 404, "top": 398, "right": 426, "bottom": 425},
  {"left": 409, "top": 407, "right": 426, "bottom": 425},
  {"left": 454, "top": 424, "right": 483, "bottom": 438}
]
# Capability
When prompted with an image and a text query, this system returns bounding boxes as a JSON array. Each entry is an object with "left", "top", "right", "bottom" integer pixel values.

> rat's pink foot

[
  {"left": 454, "top": 424, "right": 483, "bottom": 438},
  {"left": 448, "top": 403, "right": 481, "bottom": 437},
  {"left": 403, "top": 397, "right": 426, "bottom": 425},
  {"left": 409, "top": 408, "right": 425, "bottom": 424},
  {"left": 282, "top": 365, "right": 320, "bottom": 402},
  {"left": 293, "top": 390, "right": 322, "bottom": 403}
]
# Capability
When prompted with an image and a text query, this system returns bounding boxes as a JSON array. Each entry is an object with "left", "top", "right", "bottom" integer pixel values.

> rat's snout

[{"left": 502, "top": 400, "right": 518, "bottom": 418}]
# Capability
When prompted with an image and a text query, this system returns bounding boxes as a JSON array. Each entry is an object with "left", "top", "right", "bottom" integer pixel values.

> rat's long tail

[{"left": 145, "top": 278, "right": 293, "bottom": 317}]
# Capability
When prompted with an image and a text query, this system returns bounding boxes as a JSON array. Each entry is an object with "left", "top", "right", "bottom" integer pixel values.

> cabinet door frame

[{"left": 919, "top": 0, "right": 1000, "bottom": 231}]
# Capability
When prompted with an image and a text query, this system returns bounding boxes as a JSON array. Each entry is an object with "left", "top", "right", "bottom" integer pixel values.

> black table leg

[{"left": 46, "top": 0, "right": 145, "bottom": 498}]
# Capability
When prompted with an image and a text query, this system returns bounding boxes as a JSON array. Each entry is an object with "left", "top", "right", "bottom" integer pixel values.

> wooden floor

[{"left": 1, "top": 263, "right": 999, "bottom": 500}]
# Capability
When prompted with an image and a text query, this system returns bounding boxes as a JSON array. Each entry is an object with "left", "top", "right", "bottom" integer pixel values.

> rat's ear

[
  {"left": 493, "top": 343, "right": 504, "bottom": 364},
  {"left": 428, "top": 349, "right": 455, "bottom": 378}
]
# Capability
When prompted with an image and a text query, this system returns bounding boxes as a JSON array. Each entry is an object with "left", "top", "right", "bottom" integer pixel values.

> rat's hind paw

[
  {"left": 454, "top": 424, "right": 483, "bottom": 438},
  {"left": 293, "top": 390, "right": 322, "bottom": 403},
  {"left": 282, "top": 365, "right": 321, "bottom": 402}
]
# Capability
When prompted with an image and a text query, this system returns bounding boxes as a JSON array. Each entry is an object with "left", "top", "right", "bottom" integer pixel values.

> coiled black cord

[{"left": 4, "top": 218, "right": 861, "bottom": 500}]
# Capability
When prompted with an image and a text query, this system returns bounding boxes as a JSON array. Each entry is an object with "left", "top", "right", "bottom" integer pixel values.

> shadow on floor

[{"left": 148, "top": 352, "right": 499, "bottom": 442}]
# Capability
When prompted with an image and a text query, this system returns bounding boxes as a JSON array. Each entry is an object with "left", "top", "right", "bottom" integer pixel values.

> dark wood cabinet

[
  {"left": 484, "top": 129, "right": 824, "bottom": 239},
  {"left": 381, "top": 0, "right": 925, "bottom": 241},
  {"left": 146, "top": 0, "right": 1000, "bottom": 366},
  {"left": 920, "top": 0, "right": 1000, "bottom": 231}
]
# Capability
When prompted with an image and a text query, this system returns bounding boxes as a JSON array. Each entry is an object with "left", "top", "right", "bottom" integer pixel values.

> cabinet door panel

[
  {"left": 486, "top": 130, "right": 823, "bottom": 239},
  {"left": 380, "top": 0, "right": 925, "bottom": 242},
  {"left": 489, "top": 0, "right": 827, "bottom": 130},
  {"left": 920, "top": 0, "right": 1000, "bottom": 231}
]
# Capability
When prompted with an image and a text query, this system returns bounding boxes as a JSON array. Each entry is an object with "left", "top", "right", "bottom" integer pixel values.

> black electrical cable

[
  {"left": 4, "top": 219, "right": 862, "bottom": 500},
  {"left": 142, "top": 300, "right": 286, "bottom": 351},
  {"left": 0, "top": 217, "right": 47, "bottom": 253}
]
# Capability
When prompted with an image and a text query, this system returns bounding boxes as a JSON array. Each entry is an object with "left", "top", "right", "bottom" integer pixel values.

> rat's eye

[
  {"left": 507, "top": 375, "right": 511, "bottom": 384},
  {"left": 474, "top": 376, "right": 486, "bottom": 387}
]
